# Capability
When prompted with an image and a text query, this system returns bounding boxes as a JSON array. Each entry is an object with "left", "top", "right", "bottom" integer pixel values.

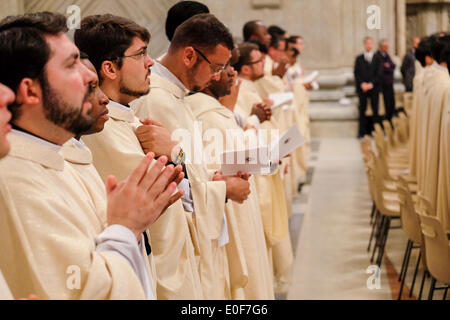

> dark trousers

[
  {"left": 357, "top": 89, "right": 379, "bottom": 138},
  {"left": 381, "top": 83, "right": 396, "bottom": 123}
]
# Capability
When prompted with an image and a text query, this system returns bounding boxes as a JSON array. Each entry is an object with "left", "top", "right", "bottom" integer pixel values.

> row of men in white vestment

[
  {"left": 0, "top": 1, "right": 313, "bottom": 299},
  {"left": 407, "top": 33, "right": 450, "bottom": 234}
]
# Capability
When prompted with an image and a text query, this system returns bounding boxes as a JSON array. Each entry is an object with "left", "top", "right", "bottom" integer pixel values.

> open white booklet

[
  {"left": 0, "top": 270, "right": 14, "bottom": 300},
  {"left": 221, "top": 125, "right": 305, "bottom": 176},
  {"left": 269, "top": 92, "right": 294, "bottom": 110},
  {"left": 303, "top": 70, "right": 319, "bottom": 83}
]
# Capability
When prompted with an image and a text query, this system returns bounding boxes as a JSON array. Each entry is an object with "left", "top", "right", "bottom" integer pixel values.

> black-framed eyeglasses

[
  {"left": 244, "top": 58, "right": 265, "bottom": 66},
  {"left": 193, "top": 47, "right": 226, "bottom": 75},
  {"left": 113, "top": 47, "right": 148, "bottom": 61}
]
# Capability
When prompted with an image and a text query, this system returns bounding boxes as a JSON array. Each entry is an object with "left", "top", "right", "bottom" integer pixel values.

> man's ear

[
  {"left": 16, "top": 78, "right": 41, "bottom": 106},
  {"left": 241, "top": 65, "right": 250, "bottom": 78},
  {"left": 100, "top": 60, "right": 118, "bottom": 81},
  {"left": 182, "top": 46, "right": 197, "bottom": 68}
]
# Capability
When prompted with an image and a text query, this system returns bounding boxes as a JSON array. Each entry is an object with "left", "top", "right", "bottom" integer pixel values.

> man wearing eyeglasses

[
  {"left": 186, "top": 48, "right": 275, "bottom": 300},
  {"left": 232, "top": 42, "right": 294, "bottom": 296},
  {"left": 131, "top": 14, "right": 252, "bottom": 300},
  {"left": 75, "top": 14, "right": 204, "bottom": 300}
]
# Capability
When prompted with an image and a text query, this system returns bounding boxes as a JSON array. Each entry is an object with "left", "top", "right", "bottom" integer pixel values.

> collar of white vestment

[
  {"left": 60, "top": 138, "right": 93, "bottom": 165},
  {"left": 151, "top": 61, "right": 188, "bottom": 93},
  {"left": 239, "top": 77, "right": 259, "bottom": 94},
  {"left": 150, "top": 72, "right": 188, "bottom": 100},
  {"left": 188, "top": 92, "right": 234, "bottom": 119},
  {"left": 8, "top": 129, "right": 64, "bottom": 170},
  {"left": 107, "top": 100, "right": 136, "bottom": 123}
]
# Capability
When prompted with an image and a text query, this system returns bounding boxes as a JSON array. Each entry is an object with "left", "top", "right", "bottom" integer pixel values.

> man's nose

[
  {"left": 82, "top": 64, "right": 97, "bottom": 85},
  {"left": 145, "top": 54, "right": 155, "bottom": 69},
  {"left": 211, "top": 72, "right": 221, "bottom": 81}
]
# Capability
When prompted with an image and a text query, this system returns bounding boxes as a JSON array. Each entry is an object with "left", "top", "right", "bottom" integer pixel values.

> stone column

[
  {"left": 440, "top": 3, "right": 449, "bottom": 32},
  {"left": 397, "top": 0, "right": 407, "bottom": 58}
]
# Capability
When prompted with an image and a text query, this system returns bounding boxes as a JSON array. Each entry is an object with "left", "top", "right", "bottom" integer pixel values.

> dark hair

[
  {"left": 74, "top": 14, "right": 150, "bottom": 82},
  {"left": 0, "top": 12, "right": 67, "bottom": 94},
  {"left": 430, "top": 36, "right": 446, "bottom": 63},
  {"left": 243, "top": 20, "right": 260, "bottom": 42},
  {"left": 165, "top": 1, "right": 209, "bottom": 41},
  {"left": 170, "top": 13, "right": 234, "bottom": 53},
  {"left": 269, "top": 35, "right": 285, "bottom": 49},
  {"left": 440, "top": 44, "right": 450, "bottom": 73},
  {"left": 287, "top": 35, "right": 302, "bottom": 44},
  {"left": 80, "top": 51, "right": 89, "bottom": 60},
  {"left": 0, "top": 12, "right": 68, "bottom": 120},
  {"left": 232, "top": 42, "right": 259, "bottom": 73},
  {"left": 268, "top": 25, "right": 286, "bottom": 38},
  {"left": 248, "top": 39, "right": 268, "bottom": 54},
  {"left": 433, "top": 35, "right": 450, "bottom": 63},
  {"left": 415, "top": 37, "right": 432, "bottom": 67}
]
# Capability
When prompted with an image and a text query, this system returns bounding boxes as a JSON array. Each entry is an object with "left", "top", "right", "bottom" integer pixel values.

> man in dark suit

[
  {"left": 401, "top": 37, "right": 420, "bottom": 92},
  {"left": 376, "top": 39, "right": 396, "bottom": 123},
  {"left": 354, "top": 37, "right": 383, "bottom": 138}
]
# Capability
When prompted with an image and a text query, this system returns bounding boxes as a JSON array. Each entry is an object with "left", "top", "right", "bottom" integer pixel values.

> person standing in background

[
  {"left": 401, "top": 37, "right": 420, "bottom": 92},
  {"left": 354, "top": 37, "right": 383, "bottom": 138},
  {"left": 376, "top": 39, "right": 396, "bottom": 123}
]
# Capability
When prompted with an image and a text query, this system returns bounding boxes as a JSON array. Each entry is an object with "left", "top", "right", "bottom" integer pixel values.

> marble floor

[{"left": 285, "top": 135, "right": 443, "bottom": 300}]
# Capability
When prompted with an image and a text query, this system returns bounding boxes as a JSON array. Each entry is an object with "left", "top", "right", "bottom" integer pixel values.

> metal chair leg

[
  {"left": 428, "top": 277, "right": 436, "bottom": 300},
  {"left": 377, "top": 217, "right": 391, "bottom": 266},
  {"left": 368, "top": 209, "right": 379, "bottom": 252},
  {"left": 397, "top": 239, "right": 412, "bottom": 299},
  {"left": 418, "top": 270, "right": 428, "bottom": 300},
  {"left": 409, "top": 251, "right": 421, "bottom": 297},
  {"left": 371, "top": 215, "right": 385, "bottom": 263},
  {"left": 398, "top": 240, "right": 412, "bottom": 282},
  {"left": 443, "top": 287, "right": 448, "bottom": 300},
  {"left": 370, "top": 202, "right": 376, "bottom": 225}
]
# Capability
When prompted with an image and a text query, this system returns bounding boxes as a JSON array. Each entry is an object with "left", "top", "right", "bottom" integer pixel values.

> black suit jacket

[
  {"left": 354, "top": 53, "right": 383, "bottom": 94},
  {"left": 401, "top": 49, "right": 416, "bottom": 91}
]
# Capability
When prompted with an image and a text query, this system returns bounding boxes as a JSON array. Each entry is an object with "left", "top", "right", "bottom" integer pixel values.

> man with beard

[
  {"left": 75, "top": 14, "right": 204, "bottom": 300},
  {"left": 0, "top": 83, "right": 14, "bottom": 160},
  {"left": 186, "top": 51, "right": 274, "bottom": 299},
  {"left": 233, "top": 42, "right": 294, "bottom": 295},
  {"left": 0, "top": 12, "right": 182, "bottom": 300},
  {"left": 0, "top": 83, "right": 14, "bottom": 299},
  {"left": 131, "top": 14, "right": 251, "bottom": 299},
  {"left": 251, "top": 30, "right": 310, "bottom": 201}
]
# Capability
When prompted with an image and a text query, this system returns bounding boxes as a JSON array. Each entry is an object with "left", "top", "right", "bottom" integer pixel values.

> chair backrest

[
  {"left": 403, "top": 92, "right": 413, "bottom": 115},
  {"left": 397, "top": 176, "right": 422, "bottom": 244},
  {"left": 372, "top": 131, "right": 395, "bottom": 181},
  {"left": 417, "top": 208, "right": 450, "bottom": 284},
  {"left": 367, "top": 149, "right": 399, "bottom": 217},
  {"left": 382, "top": 120, "right": 396, "bottom": 151},
  {"left": 398, "top": 112, "right": 410, "bottom": 141}
]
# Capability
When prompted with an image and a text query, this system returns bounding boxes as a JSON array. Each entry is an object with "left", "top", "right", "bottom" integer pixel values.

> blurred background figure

[
  {"left": 401, "top": 37, "right": 420, "bottom": 92},
  {"left": 376, "top": 39, "right": 396, "bottom": 123}
]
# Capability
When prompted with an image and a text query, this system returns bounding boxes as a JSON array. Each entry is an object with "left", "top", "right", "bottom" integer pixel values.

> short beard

[
  {"left": 187, "top": 60, "right": 202, "bottom": 92},
  {"left": 208, "top": 80, "right": 231, "bottom": 99},
  {"left": 41, "top": 74, "right": 95, "bottom": 136},
  {"left": 119, "top": 78, "right": 150, "bottom": 98}
]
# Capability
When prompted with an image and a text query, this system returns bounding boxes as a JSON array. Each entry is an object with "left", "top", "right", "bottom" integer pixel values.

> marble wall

[{"left": 0, "top": 0, "right": 448, "bottom": 70}]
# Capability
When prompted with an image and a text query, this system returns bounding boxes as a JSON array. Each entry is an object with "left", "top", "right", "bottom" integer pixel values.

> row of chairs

[{"left": 362, "top": 105, "right": 450, "bottom": 300}]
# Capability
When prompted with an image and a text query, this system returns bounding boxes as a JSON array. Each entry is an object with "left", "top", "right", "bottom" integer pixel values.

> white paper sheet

[
  {"left": 268, "top": 92, "right": 294, "bottom": 110},
  {"left": 221, "top": 146, "right": 271, "bottom": 176},
  {"left": 303, "top": 70, "right": 319, "bottom": 83},
  {"left": 220, "top": 125, "right": 305, "bottom": 175},
  {"left": 270, "top": 125, "right": 306, "bottom": 163}
]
